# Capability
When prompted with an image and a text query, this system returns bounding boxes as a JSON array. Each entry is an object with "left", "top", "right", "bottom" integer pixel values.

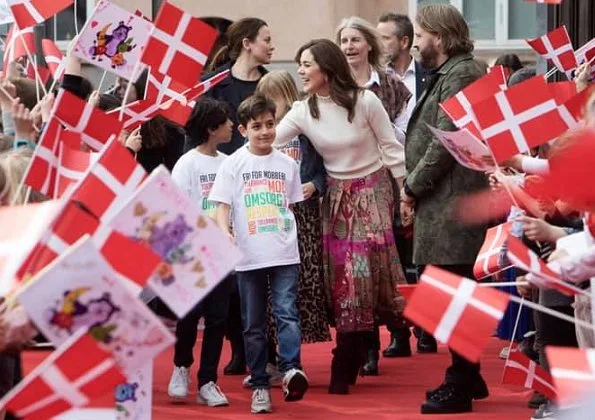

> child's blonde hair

[
  {"left": 0, "top": 148, "right": 34, "bottom": 205},
  {"left": 255, "top": 70, "right": 299, "bottom": 116}
]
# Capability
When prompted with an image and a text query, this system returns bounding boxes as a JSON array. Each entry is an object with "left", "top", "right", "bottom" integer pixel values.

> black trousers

[
  {"left": 423, "top": 264, "right": 482, "bottom": 386},
  {"left": 534, "top": 304, "right": 578, "bottom": 372},
  {"left": 173, "top": 275, "right": 232, "bottom": 387},
  {"left": 225, "top": 275, "right": 245, "bottom": 361}
]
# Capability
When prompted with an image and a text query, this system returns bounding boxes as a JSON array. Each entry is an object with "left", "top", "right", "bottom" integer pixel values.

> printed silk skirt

[{"left": 323, "top": 168, "right": 406, "bottom": 333}]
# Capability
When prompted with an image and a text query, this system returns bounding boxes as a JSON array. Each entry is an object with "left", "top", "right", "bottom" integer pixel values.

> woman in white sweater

[{"left": 275, "top": 39, "right": 407, "bottom": 395}]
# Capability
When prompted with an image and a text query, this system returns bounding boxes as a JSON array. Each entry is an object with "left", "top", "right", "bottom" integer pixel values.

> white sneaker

[
  {"left": 198, "top": 381, "right": 229, "bottom": 407},
  {"left": 242, "top": 364, "right": 284, "bottom": 389},
  {"left": 168, "top": 366, "right": 190, "bottom": 399},
  {"left": 282, "top": 368, "right": 309, "bottom": 402},
  {"left": 251, "top": 388, "right": 272, "bottom": 414}
]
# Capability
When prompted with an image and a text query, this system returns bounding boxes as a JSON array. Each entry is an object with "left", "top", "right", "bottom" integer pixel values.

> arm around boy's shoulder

[{"left": 298, "top": 134, "right": 326, "bottom": 197}]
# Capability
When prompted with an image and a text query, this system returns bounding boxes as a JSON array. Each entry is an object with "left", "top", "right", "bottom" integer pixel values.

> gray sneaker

[{"left": 251, "top": 388, "right": 272, "bottom": 414}]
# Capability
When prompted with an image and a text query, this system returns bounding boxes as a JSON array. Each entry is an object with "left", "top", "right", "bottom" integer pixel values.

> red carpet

[{"left": 22, "top": 330, "right": 534, "bottom": 419}]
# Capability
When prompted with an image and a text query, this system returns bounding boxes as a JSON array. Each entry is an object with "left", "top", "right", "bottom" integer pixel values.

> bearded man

[{"left": 400, "top": 4, "right": 489, "bottom": 415}]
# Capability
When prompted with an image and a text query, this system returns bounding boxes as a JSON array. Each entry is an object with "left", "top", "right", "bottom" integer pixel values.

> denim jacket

[{"left": 298, "top": 134, "right": 326, "bottom": 205}]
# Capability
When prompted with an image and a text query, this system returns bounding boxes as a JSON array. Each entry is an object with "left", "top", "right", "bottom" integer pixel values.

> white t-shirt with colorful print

[
  {"left": 171, "top": 149, "right": 226, "bottom": 219},
  {"left": 209, "top": 146, "right": 304, "bottom": 271}
]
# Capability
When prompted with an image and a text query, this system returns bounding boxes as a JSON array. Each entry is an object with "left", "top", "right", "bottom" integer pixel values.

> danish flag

[
  {"left": 2, "top": 25, "right": 35, "bottom": 70},
  {"left": 0, "top": 202, "right": 59, "bottom": 295},
  {"left": 42, "top": 39, "right": 65, "bottom": 81},
  {"left": 439, "top": 68, "right": 507, "bottom": 139},
  {"left": 17, "top": 201, "right": 161, "bottom": 289},
  {"left": 575, "top": 38, "right": 595, "bottom": 80},
  {"left": 547, "top": 346, "right": 595, "bottom": 407},
  {"left": 7, "top": 0, "right": 73, "bottom": 29},
  {"left": 473, "top": 76, "right": 573, "bottom": 163},
  {"left": 22, "top": 118, "right": 81, "bottom": 195},
  {"left": 0, "top": 329, "right": 125, "bottom": 420},
  {"left": 53, "top": 89, "right": 124, "bottom": 152},
  {"left": 54, "top": 144, "right": 96, "bottom": 199},
  {"left": 403, "top": 265, "right": 510, "bottom": 362},
  {"left": 68, "top": 139, "right": 147, "bottom": 223},
  {"left": 502, "top": 350, "right": 557, "bottom": 399},
  {"left": 140, "top": 1, "right": 218, "bottom": 87},
  {"left": 473, "top": 222, "right": 513, "bottom": 280},
  {"left": 547, "top": 81, "right": 577, "bottom": 105},
  {"left": 114, "top": 69, "right": 230, "bottom": 130},
  {"left": 506, "top": 235, "right": 583, "bottom": 296},
  {"left": 526, "top": 26, "right": 577, "bottom": 74}
]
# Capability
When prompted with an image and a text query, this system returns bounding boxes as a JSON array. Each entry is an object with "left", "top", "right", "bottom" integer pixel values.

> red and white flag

[
  {"left": 69, "top": 139, "right": 146, "bottom": 222},
  {"left": 54, "top": 143, "right": 96, "bottom": 199},
  {"left": 548, "top": 81, "right": 577, "bottom": 105},
  {"left": 0, "top": 202, "right": 60, "bottom": 296},
  {"left": 506, "top": 235, "right": 582, "bottom": 296},
  {"left": 22, "top": 118, "right": 62, "bottom": 195},
  {"left": 17, "top": 201, "right": 160, "bottom": 290},
  {"left": 474, "top": 76, "right": 573, "bottom": 163},
  {"left": 114, "top": 69, "right": 230, "bottom": 130},
  {"left": 547, "top": 346, "right": 595, "bottom": 407},
  {"left": 0, "top": 329, "right": 125, "bottom": 420},
  {"left": 440, "top": 68, "right": 507, "bottom": 139},
  {"left": 575, "top": 38, "right": 595, "bottom": 81},
  {"left": 527, "top": 26, "right": 578, "bottom": 74},
  {"left": 473, "top": 222, "right": 513, "bottom": 280},
  {"left": 502, "top": 350, "right": 557, "bottom": 400},
  {"left": 53, "top": 89, "right": 124, "bottom": 152},
  {"left": 403, "top": 265, "right": 510, "bottom": 362},
  {"left": 140, "top": 1, "right": 218, "bottom": 87},
  {"left": 2, "top": 25, "right": 35, "bottom": 69},
  {"left": 41, "top": 38, "right": 65, "bottom": 81},
  {"left": 7, "top": 0, "right": 73, "bottom": 29}
]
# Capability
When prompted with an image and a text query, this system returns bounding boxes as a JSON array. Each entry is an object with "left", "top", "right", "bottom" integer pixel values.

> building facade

[{"left": 41, "top": 0, "right": 544, "bottom": 71}]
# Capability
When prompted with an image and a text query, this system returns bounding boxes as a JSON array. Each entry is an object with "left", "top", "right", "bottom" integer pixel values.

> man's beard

[{"left": 418, "top": 44, "right": 439, "bottom": 69}]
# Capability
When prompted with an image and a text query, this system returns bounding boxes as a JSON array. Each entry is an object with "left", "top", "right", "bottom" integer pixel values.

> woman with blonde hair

[
  {"left": 243, "top": 71, "right": 329, "bottom": 387},
  {"left": 336, "top": 16, "right": 411, "bottom": 144},
  {"left": 336, "top": 16, "right": 412, "bottom": 374}
]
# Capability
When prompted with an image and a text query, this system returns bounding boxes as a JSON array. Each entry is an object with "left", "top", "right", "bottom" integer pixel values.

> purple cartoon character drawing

[
  {"left": 138, "top": 214, "right": 194, "bottom": 286},
  {"left": 89, "top": 20, "right": 136, "bottom": 68},
  {"left": 48, "top": 289, "right": 120, "bottom": 343}
]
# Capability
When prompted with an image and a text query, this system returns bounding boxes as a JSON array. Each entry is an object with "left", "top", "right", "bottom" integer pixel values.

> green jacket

[{"left": 405, "top": 53, "right": 488, "bottom": 265}]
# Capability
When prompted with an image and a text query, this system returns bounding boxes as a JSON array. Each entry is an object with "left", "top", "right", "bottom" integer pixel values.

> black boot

[
  {"left": 421, "top": 383, "right": 472, "bottom": 414},
  {"left": 329, "top": 333, "right": 351, "bottom": 394},
  {"left": 360, "top": 350, "right": 379, "bottom": 376},
  {"left": 426, "top": 375, "right": 489, "bottom": 401},
  {"left": 383, "top": 328, "right": 412, "bottom": 358},
  {"left": 417, "top": 330, "right": 438, "bottom": 354}
]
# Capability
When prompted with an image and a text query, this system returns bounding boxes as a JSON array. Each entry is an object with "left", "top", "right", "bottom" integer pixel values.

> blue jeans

[{"left": 237, "top": 264, "right": 301, "bottom": 389}]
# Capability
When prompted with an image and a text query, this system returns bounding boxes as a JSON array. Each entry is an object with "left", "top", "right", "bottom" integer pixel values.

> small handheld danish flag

[
  {"left": 41, "top": 39, "right": 65, "bottom": 81},
  {"left": 502, "top": 350, "right": 557, "bottom": 400},
  {"left": 140, "top": 1, "right": 218, "bottom": 87},
  {"left": 0, "top": 328, "right": 125, "bottom": 420},
  {"left": 2, "top": 25, "right": 35, "bottom": 70},
  {"left": 6, "top": 0, "right": 73, "bottom": 29},
  {"left": 68, "top": 139, "right": 147, "bottom": 223},
  {"left": 403, "top": 265, "right": 510, "bottom": 362},
  {"left": 473, "top": 76, "right": 573, "bottom": 163},
  {"left": 526, "top": 26, "right": 577, "bottom": 74},
  {"left": 52, "top": 89, "right": 124, "bottom": 152},
  {"left": 440, "top": 68, "right": 508, "bottom": 138},
  {"left": 506, "top": 235, "right": 583, "bottom": 296},
  {"left": 473, "top": 222, "right": 514, "bottom": 280}
]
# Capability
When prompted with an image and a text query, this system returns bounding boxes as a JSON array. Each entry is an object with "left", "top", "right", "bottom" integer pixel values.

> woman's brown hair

[
  {"left": 207, "top": 18, "right": 268, "bottom": 72},
  {"left": 295, "top": 39, "right": 361, "bottom": 123},
  {"left": 416, "top": 4, "right": 474, "bottom": 57}
]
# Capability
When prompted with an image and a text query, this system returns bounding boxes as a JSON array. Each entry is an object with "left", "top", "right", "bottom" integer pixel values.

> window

[
  {"left": 43, "top": 0, "right": 95, "bottom": 49},
  {"left": 409, "top": 0, "right": 539, "bottom": 51}
]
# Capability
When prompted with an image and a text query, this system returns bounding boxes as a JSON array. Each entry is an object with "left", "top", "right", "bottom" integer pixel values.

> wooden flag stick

[{"left": 505, "top": 297, "right": 525, "bottom": 359}]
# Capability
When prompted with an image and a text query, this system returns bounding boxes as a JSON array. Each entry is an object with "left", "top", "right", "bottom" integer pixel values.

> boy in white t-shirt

[
  {"left": 167, "top": 97, "right": 233, "bottom": 407},
  {"left": 210, "top": 95, "right": 308, "bottom": 414}
]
